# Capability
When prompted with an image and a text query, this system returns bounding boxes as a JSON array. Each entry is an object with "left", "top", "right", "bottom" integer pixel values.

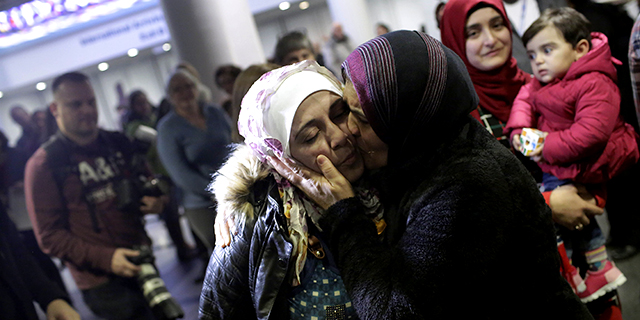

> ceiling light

[
  {"left": 279, "top": 2, "right": 290, "bottom": 10},
  {"left": 299, "top": 1, "right": 309, "bottom": 9},
  {"left": 127, "top": 48, "right": 139, "bottom": 57},
  {"left": 36, "top": 82, "right": 46, "bottom": 91},
  {"left": 98, "top": 62, "right": 109, "bottom": 71},
  {"left": 0, "top": 91, "right": 3, "bottom": 98},
  {"left": 162, "top": 42, "right": 171, "bottom": 52}
]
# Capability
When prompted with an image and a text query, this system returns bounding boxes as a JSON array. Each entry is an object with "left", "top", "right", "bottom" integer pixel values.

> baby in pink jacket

[{"left": 505, "top": 7, "right": 638, "bottom": 304}]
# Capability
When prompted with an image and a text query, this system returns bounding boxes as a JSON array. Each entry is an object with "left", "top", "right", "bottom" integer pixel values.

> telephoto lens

[{"left": 128, "top": 246, "right": 184, "bottom": 319}]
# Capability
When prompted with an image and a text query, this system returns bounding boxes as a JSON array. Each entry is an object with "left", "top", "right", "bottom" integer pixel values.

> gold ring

[{"left": 575, "top": 224, "right": 584, "bottom": 230}]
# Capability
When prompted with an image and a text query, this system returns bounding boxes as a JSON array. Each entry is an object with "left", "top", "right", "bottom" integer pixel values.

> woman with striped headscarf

[{"left": 268, "top": 30, "right": 591, "bottom": 318}]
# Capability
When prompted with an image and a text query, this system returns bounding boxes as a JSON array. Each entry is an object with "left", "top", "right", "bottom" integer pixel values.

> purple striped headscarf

[{"left": 342, "top": 31, "right": 478, "bottom": 163}]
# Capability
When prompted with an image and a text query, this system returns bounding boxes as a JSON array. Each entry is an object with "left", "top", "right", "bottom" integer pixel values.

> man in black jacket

[{"left": 0, "top": 204, "right": 79, "bottom": 320}]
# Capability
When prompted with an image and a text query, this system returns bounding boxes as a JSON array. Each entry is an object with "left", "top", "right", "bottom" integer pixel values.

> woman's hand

[
  {"left": 548, "top": 184, "right": 603, "bottom": 230},
  {"left": 268, "top": 154, "right": 355, "bottom": 210},
  {"left": 215, "top": 209, "right": 236, "bottom": 248},
  {"left": 139, "top": 196, "right": 165, "bottom": 214},
  {"left": 46, "top": 299, "right": 80, "bottom": 320}
]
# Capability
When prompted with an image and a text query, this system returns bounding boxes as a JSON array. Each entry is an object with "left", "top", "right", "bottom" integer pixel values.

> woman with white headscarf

[{"left": 199, "top": 61, "right": 383, "bottom": 319}]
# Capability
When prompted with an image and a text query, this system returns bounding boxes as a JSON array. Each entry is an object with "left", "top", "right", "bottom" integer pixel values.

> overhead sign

[
  {"left": 0, "top": 5, "right": 170, "bottom": 91},
  {"left": 0, "top": 0, "right": 156, "bottom": 49}
]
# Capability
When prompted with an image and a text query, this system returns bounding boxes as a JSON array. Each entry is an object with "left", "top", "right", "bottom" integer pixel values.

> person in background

[
  {"left": 227, "top": 63, "right": 280, "bottom": 143},
  {"left": 115, "top": 83, "right": 129, "bottom": 132},
  {"left": 32, "top": 109, "right": 47, "bottom": 135},
  {"left": 274, "top": 30, "right": 318, "bottom": 66},
  {"left": 8, "top": 106, "right": 43, "bottom": 190},
  {"left": 441, "top": 0, "right": 547, "bottom": 184},
  {"left": 157, "top": 69, "right": 232, "bottom": 259},
  {"left": 25, "top": 72, "right": 167, "bottom": 320},
  {"left": 7, "top": 106, "right": 38, "bottom": 204},
  {"left": 7, "top": 105, "right": 40, "bottom": 207},
  {"left": 0, "top": 204, "right": 80, "bottom": 320},
  {"left": 122, "top": 90, "right": 161, "bottom": 174},
  {"left": 33, "top": 109, "right": 57, "bottom": 145},
  {"left": 122, "top": 90, "right": 196, "bottom": 262},
  {"left": 631, "top": 1, "right": 640, "bottom": 156},
  {"left": 4, "top": 158, "right": 71, "bottom": 302},
  {"left": 0, "top": 130, "right": 8, "bottom": 203},
  {"left": 44, "top": 108, "right": 60, "bottom": 143},
  {"left": 177, "top": 61, "right": 214, "bottom": 105},
  {"left": 441, "top": 0, "right": 531, "bottom": 150},
  {"left": 10, "top": 105, "right": 40, "bottom": 162},
  {"left": 376, "top": 22, "right": 390, "bottom": 36},
  {"left": 157, "top": 98, "right": 173, "bottom": 122},
  {"left": 435, "top": 1, "right": 447, "bottom": 29},
  {"left": 622, "top": 10, "right": 640, "bottom": 262},
  {"left": 121, "top": 90, "right": 161, "bottom": 144},
  {"left": 6, "top": 105, "right": 70, "bottom": 297},
  {"left": 213, "top": 64, "right": 242, "bottom": 117},
  {"left": 568, "top": 0, "right": 636, "bottom": 131},
  {"left": 572, "top": 0, "right": 640, "bottom": 263},
  {"left": 505, "top": 7, "right": 636, "bottom": 302},
  {"left": 322, "top": 22, "right": 354, "bottom": 81}
]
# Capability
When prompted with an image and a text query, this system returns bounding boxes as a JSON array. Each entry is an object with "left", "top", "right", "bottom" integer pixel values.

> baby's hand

[
  {"left": 529, "top": 144, "right": 544, "bottom": 162},
  {"left": 528, "top": 130, "right": 548, "bottom": 161},
  {"left": 512, "top": 134, "right": 522, "bottom": 151}
]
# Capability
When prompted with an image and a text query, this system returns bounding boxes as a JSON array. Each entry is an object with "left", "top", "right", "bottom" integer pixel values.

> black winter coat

[
  {"left": 319, "top": 119, "right": 593, "bottom": 320},
  {"left": 199, "top": 176, "right": 294, "bottom": 320},
  {"left": 0, "top": 205, "right": 70, "bottom": 320}
]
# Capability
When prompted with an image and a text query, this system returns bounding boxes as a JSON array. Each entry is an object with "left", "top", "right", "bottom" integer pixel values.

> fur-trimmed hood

[{"left": 208, "top": 144, "right": 271, "bottom": 226}]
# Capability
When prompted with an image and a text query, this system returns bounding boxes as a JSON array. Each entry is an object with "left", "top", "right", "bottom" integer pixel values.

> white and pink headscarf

[
  {"left": 238, "top": 61, "right": 345, "bottom": 285},
  {"left": 238, "top": 60, "right": 343, "bottom": 161}
]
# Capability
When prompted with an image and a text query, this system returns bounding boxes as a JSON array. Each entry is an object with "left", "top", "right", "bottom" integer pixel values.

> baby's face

[{"left": 526, "top": 25, "right": 581, "bottom": 84}]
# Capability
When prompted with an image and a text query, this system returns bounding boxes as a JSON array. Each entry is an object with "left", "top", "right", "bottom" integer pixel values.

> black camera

[
  {"left": 115, "top": 176, "right": 166, "bottom": 213},
  {"left": 127, "top": 245, "right": 184, "bottom": 320}
]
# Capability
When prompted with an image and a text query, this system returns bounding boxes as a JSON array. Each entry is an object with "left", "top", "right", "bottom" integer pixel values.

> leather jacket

[{"left": 199, "top": 176, "right": 294, "bottom": 320}]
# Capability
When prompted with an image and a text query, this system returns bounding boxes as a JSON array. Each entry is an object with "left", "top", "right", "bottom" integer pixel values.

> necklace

[{"left": 308, "top": 236, "right": 325, "bottom": 259}]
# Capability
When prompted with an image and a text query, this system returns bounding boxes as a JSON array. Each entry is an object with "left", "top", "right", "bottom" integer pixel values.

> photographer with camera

[{"left": 25, "top": 72, "right": 183, "bottom": 320}]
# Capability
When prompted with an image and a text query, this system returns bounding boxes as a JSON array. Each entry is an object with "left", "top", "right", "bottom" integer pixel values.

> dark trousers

[
  {"left": 606, "top": 161, "right": 640, "bottom": 246},
  {"left": 160, "top": 184, "right": 191, "bottom": 256},
  {"left": 19, "top": 230, "right": 69, "bottom": 297},
  {"left": 82, "top": 277, "right": 155, "bottom": 320},
  {"left": 183, "top": 206, "right": 216, "bottom": 252}
]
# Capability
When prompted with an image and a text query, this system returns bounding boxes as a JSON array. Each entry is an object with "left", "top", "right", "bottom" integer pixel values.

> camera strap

[
  {"left": 42, "top": 130, "right": 137, "bottom": 233},
  {"left": 43, "top": 131, "right": 103, "bottom": 234}
]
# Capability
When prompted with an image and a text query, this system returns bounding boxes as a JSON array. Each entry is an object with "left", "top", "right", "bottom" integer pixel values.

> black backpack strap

[
  {"left": 100, "top": 130, "right": 146, "bottom": 176},
  {"left": 42, "top": 132, "right": 102, "bottom": 233}
]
